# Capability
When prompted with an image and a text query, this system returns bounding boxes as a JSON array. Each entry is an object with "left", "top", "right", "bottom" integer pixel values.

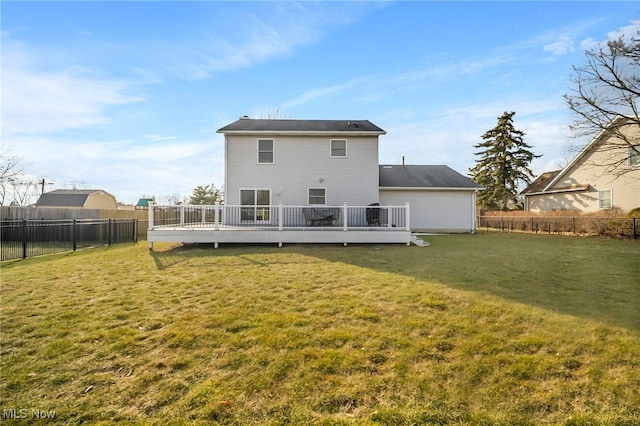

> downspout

[{"left": 471, "top": 191, "right": 477, "bottom": 233}]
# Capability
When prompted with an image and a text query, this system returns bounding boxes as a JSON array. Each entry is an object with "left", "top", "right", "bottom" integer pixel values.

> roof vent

[{"left": 240, "top": 115, "right": 250, "bottom": 119}]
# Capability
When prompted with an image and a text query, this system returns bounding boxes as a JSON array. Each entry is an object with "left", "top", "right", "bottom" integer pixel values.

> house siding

[
  {"left": 380, "top": 189, "right": 476, "bottom": 232},
  {"left": 225, "top": 135, "right": 379, "bottom": 206},
  {"left": 528, "top": 129, "right": 640, "bottom": 212}
]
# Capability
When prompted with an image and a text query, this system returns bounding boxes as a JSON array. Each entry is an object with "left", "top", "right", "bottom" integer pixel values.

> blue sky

[{"left": 2, "top": 1, "right": 639, "bottom": 205}]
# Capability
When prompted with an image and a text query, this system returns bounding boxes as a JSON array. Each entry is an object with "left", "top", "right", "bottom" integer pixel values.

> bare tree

[
  {"left": 10, "top": 180, "right": 39, "bottom": 206},
  {"left": 564, "top": 34, "right": 640, "bottom": 175},
  {"left": 0, "top": 141, "right": 25, "bottom": 205},
  {"left": 259, "top": 108, "right": 289, "bottom": 119}
]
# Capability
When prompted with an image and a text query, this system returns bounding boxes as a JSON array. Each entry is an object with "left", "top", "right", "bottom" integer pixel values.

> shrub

[{"left": 628, "top": 207, "right": 640, "bottom": 217}]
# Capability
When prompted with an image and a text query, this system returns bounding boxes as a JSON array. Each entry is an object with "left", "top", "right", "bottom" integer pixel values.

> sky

[{"left": 2, "top": 1, "right": 639, "bottom": 205}]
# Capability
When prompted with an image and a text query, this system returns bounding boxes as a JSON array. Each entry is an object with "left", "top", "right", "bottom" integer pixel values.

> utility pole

[{"left": 40, "top": 178, "right": 54, "bottom": 195}]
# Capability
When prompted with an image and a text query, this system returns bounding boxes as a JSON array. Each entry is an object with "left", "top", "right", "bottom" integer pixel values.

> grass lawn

[{"left": 1, "top": 233, "right": 639, "bottom": 425}]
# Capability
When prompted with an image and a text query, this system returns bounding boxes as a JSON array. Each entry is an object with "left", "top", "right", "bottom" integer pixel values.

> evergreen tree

[
  {"left": 188, "top": 184, "right": 222, "bottom": 205},
  {"left": 470, "top": 112, "right": 540, "bottom": 210}
]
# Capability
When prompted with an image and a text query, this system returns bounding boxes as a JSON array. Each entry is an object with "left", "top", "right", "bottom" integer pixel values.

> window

[
  {"left": 330, "top": 139, "right": 347, "bottom": 157},
  {"left": 258, "top": 139, "right": 274, "bottom": 164},
  {"left": 629, "top": 145, "right": 640, "bottom": 167},
  {"left": 598, "top": 189, "right": 612, "bottom": 209},
  {"left": 240, "top": 189, "right": 270, "bottom": 221},
  {"left": 308, "top": 188, "right": 326, "bottom": 205}
]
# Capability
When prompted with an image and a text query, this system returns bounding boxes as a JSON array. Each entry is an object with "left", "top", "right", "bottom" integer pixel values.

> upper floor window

[
  {"left": 258, "top": 139, "right": 274, "bottom": 164},
  {"left": 308, "top": 188, "right": 326, "bottom": 205},
  {"left": 629, "top": 145, "right": 640, "bottom": 167},
  {"left": 598, "top": 189, "right": 612, "bottom": 209},
  {"left": 330, "top": 139, "right": 347, "bottom": 157}
]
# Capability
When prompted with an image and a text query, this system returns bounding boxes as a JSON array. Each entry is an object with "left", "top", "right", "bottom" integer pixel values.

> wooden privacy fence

[
  {"left": 1, "top": 218, "right": 138, "bottom": 261},
  {"left": 478, "top": 215, "right": 639, "bottom": 239}
]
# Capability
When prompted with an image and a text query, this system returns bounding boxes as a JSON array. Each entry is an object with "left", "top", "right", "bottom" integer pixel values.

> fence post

[
  {"left": 22, "top": 219, "right": 27, "bottom": 259},
  {"left": 343, "top": 203, "right": 348, "bottom": 231},
  {"left": 108, "top": 218, "right": 112, "bottom": 246},
  {"left": 214, "top": 202, "right": 220, "bottom": 231},
  {"left": 634, "top": 218, "right": 637, "bottom": 240},
  {"left": 134, "top": 219, "right": 138, "bottom": 243},
  {"left": 72, "top": 219, "right": 77, "bottom": 252}
]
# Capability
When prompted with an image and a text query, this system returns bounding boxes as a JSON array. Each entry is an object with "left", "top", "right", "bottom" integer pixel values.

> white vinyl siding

[
  {"left": 258, "top": 139, "right": 274, "bottom": 164},
  {"left": 308, "top": 188, "right": 326, "bottom": 205},
  {"left": 380, "top": 189, "right": 477, "bottom": 232},
  {"left": 225, "top": 135, "right": 379, "bottom": 206},
  {"left": 330, "top": 139, "right": 347, "bottom": 157},
  {"left": 598, "top": 189, "right": 612, "bottom": 209}
]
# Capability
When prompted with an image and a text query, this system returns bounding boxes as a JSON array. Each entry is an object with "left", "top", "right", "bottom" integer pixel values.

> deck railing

[{"left": 148, "top": 203, "right": 410, "bottom": 231}]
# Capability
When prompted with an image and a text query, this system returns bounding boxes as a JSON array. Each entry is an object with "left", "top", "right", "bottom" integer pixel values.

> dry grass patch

[{"left": 1, "top": 234, "right": 639, "bottom": 424}]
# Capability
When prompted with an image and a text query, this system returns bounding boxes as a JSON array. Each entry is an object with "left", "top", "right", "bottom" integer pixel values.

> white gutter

[{"left": 379, "top": 186, "right": 483, "bottom": 191}]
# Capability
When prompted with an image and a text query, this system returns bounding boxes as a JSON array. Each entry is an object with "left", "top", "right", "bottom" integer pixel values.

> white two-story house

[
  {"left": 219, "top": 117, "right": 384, "bottom": 212},
  {"left": 147, "top": 117, "right": 480, "bottom": 248}
]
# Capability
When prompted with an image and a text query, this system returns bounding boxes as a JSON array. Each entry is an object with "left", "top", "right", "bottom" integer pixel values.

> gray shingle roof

[
  {"left": 217, "top": 118, "right": 386, "bottom": 134},
  {"left": 520, "top": 170, "right": 562, "bottom": 194},
  {"left": 379, "top": 165, "right": 482, "bottom": 189},
  {"left": 36, "top": 190, "right": 102, "bottom": 207}
]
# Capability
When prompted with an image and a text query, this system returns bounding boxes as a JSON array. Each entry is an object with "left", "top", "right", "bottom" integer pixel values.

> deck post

[
  {"left": 180, "top": 205, "right": 185, "bottom": 226},
  {"left": 405, "top": 202, "right": 411, "bottom": 231},
  {"left": 387, "top": 205, "right": 392, "bottom": 229},
  {"left": 214, "top": 202, "right": 220, "bottom": 231},
  {"left": 278, "top": 203, "right": 283, "bottom": 231},
  {"left": 343, "top": 202, "right": 348, "bottom": 231},
  {"left": 148, "top": 203, "right": 154, "bottom": 250},
  {"left": 201, "top": 206, "right": 206, "bottom": 225}
]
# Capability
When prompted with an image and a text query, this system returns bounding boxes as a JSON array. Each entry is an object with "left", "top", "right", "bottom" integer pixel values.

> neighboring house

[
  {"left": 217, "top": 117, "right": 480, "bottom": 232},
  {"left": 522, "top": 117, "right": 640, "bottom": 213},
  {"left": 35, "top": 189, "right": 118, "bottom": 210},
  {"left": 379, "top": 165, "right": 482, "bottom": 232}
]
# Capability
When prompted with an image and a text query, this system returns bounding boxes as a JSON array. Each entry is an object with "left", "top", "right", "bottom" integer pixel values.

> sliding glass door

[{"left": 240, "top": 189, "right": 271, "bottom": 222}]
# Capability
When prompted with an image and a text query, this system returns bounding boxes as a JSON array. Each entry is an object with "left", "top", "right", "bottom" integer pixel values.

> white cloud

[
  {"left": 1, "top": 40, "right": 143, "bottom": 136},
  {"left": 282, "top": 76, "right": 372, "bottom": 109},
  {"left": 543, "top": 35, "right": 576, "bottom": 56},
  {"left": 607, "top": 20, "right": 640, "bottom": 41},
  {"left": 14, "top": 135, "right": 223, "bottom": 204},
  {"left": 580, "top": 20, "right": 640, "bottom": 52},
  {"left": 146, "top": 134, "right": 178, "bottom": 142},
  {"left": 170, "top": 2, "right": 378, "bottom": 81}
]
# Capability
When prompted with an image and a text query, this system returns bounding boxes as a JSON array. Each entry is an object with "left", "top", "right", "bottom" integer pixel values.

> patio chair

[{"left": 366, "top": 203, "right": 380, "bottom": 226}]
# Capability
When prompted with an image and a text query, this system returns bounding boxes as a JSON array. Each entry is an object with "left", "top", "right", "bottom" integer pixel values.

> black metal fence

[
  {"left": 1, "top": 218, "right": 138, "bottom": 261},
  {"left": 478, "top": 216, "right": 639, "bottom": 239}
]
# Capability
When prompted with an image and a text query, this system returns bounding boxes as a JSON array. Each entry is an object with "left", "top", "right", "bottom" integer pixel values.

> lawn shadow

[
  {"left": 147, "top": 237, "right": 640, "bottom": 332},
  {"left": 307, "top": 235, "right": 640, "bottom": 333}
]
